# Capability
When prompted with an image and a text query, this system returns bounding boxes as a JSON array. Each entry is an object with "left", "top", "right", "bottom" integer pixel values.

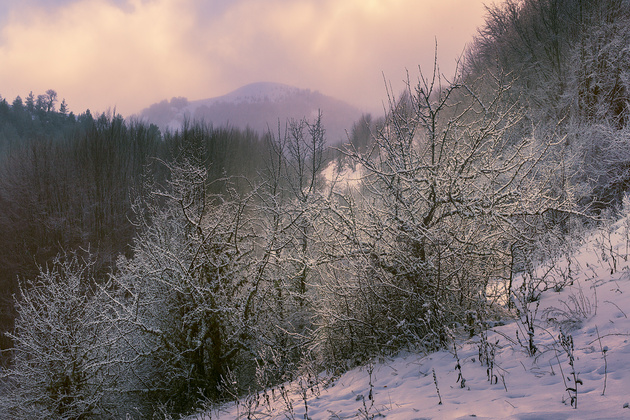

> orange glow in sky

[{"left": 0, "top": 0, "right": 489, "bottom": 116}]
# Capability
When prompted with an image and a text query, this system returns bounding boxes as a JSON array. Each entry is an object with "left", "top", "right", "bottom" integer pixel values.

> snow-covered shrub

[
  {"left": 0, "top": 253, "right": 118, "bottom": 419},
  {"left": 101, "top": 158, "right": 260, "bottom": 415},
  {"left": 314, "top": 64, "right": 568, "bottom": 364}
]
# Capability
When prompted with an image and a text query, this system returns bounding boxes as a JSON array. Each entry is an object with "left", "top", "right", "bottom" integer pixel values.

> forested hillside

[
  {"left": 0, "top": 99, "right": 297, "bottom": 364},
  {"left": 1, "top": 0, "right": 630, "bottom": 418},
  {"left": 466, "top": 0, "right": 630, "bottom": 207}
]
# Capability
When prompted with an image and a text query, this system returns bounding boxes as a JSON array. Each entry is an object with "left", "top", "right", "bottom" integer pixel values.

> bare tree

[
  {"left": 101, "top": 158, "right": 257, "bottom": 415},
  {"left": 240, "top": 113, "right": 327, "bottom": 386},
  {"left": 284, "top": 111, "right": 326, "bottom": 304},
  {"left": 44, "top": 89, "right": 58, "bottom": 113},
  {"left": 315, "top": 62, "right": 569, "bottom": 361}
]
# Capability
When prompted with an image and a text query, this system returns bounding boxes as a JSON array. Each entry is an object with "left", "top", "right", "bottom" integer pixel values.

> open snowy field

[{"left": 198, "top": 214, "right": 630, "bottom": 420}]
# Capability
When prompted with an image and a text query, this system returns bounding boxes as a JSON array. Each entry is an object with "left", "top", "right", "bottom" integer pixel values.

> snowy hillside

[
  {"left": 136, "top": 82, "right": 364, "bottom": 143},
  {"left": 191, "top": 82, "right": 303, "bottom": 106},
  {"left": 197, "top": 213, "right": 630, "bottom": 419}
]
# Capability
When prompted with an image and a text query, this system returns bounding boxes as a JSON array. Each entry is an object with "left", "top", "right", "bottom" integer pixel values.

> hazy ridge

[{"left": 136, "top": 82, "right": 365, "bottom": 143}]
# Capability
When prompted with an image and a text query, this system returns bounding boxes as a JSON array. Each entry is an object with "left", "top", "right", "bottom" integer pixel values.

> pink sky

[{"left": 0, "top": 0, "right": 489, "bottom": 116}]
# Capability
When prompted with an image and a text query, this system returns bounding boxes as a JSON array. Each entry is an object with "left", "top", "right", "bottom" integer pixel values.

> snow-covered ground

[{"left": 196, "top": 215, "right": 630, "bottom": 419}]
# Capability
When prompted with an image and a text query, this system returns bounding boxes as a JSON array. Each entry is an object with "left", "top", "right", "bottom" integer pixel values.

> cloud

[
  {"left": 0, "top": 0, "right": 207, "bottom": 114},
  {"left": 0, "top": 0, "right": 132, "bottom": 26},
  {"left": 188, "top": 0, "right": 486, "bottom": 111},
  {"left": 0, "top": 0, "right": 487, "bottom": 116}
]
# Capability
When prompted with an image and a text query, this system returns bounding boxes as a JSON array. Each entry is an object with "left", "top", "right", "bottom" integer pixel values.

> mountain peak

[
  {"left": 191, "top": 82, "right": 308, "bottom": 108},
  {"left": 223, "top": 82, "right": 304, "bottom": 102}
]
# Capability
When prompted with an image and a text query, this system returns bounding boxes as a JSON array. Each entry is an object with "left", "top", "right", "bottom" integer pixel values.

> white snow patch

[{"left": 322, "top": 160, "right": 364, "bottom": 190}]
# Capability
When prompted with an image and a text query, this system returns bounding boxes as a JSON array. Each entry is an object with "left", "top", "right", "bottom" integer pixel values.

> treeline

[
  {"left": 0, "top": 98, "right": 300, "bottom": 365},
  {"left": 0, "top": 105, "right": 347, "bottom": 417}
]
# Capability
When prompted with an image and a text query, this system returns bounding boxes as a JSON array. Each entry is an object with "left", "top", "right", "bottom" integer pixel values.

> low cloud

[{"left": 0, "top": 0, "right": 486, "bottom": 116}]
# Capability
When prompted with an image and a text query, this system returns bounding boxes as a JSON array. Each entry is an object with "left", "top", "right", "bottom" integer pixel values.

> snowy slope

[
  {"left": 195, "top": 214, "right": 630, "bottom": 420},
  {"left": 190, "top": 82, "right": 303, "bottom": 107}
]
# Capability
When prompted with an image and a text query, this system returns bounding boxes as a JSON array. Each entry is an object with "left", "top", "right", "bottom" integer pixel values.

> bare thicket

[
  {"left": 314, "top": 62, "right": 569, "bottom": 363},
  {"left": 0, "top": 254, "right": 119, "bottom": 419}
]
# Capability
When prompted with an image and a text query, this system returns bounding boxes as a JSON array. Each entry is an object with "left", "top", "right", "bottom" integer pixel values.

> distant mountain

[{"left": 135, "top": 82, "right": 364, "bottom": 144}]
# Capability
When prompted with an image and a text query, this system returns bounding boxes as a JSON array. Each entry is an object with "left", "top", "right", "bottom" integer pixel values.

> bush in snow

[
  {"left": 100, "top": 156, "right": 260, "bottom": 415},
  {"left": 314, "top": 62, "right": 570, "bottom": 364},
  {"left": 0, "top": 253, "right": 118, "bottom": 419}
]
